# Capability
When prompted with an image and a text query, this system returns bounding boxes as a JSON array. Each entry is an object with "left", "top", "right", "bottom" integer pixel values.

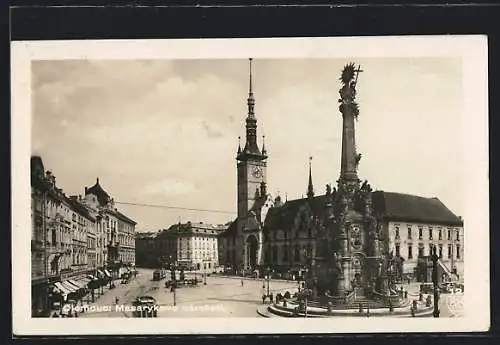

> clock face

[{"left": 252, "top": 167, "right": 262, "bottom": 178}]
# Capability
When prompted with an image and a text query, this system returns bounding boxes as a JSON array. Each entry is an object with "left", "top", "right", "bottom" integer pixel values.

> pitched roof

[
  {"left": 161, "top": 221, "right": 227, "bottom": 237},
  {"left": 114, "top": 210, "right": 137, "bottom": 225},
  {"left": 66, "top": 197, "right": 96, "bottom": 222},
  {"left": 262, "top": 191, "right": 462, "bottom": 230},
  {"left": 264, "top": 195, "right": 326, "bottom": 230},
  {"left": 372, "top": 191, "right": 463, "bottom": 226}
]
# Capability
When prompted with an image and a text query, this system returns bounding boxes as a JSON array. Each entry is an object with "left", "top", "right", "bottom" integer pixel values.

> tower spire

[
  {"left": 237, "top": 136, "right": 242, "bottom": 154},
  {"left": 247, "top": 58, "right": 255, "bottom": 119},
  {"left": 262, "top": 135, "right": 266, "bottom": 155},
  {"left": 307, "top": 156, "right": 314, "bottom": 198},
  {"left": 237, "top": 58, "right": 263, "bottom": 160}
]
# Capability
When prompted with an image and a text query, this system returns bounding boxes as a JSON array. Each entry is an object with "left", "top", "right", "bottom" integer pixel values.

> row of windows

[
  {"left": 395, "top": 226, "right": 461, "bottom": 241},
  {"left": 395, "top": 243, "right": 461, "bottom": 260}
]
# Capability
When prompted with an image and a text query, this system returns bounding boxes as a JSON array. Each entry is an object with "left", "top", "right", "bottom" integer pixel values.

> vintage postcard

[{"left": 11, "top": 36, "right": 489, "bottom": 335}]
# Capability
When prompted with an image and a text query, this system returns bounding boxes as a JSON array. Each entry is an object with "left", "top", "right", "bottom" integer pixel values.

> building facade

[
  {"left": 152, "top": 222, "right": 226, "bottom": 272},
  {"left": 82, "top": 178, "right": 137, "bottom": 277},
  {"left": 30, "top": 156, "right": 137, "bottom": 316},
  {"left": 372, "top": 191, "right": 464, "bottom": 278}
]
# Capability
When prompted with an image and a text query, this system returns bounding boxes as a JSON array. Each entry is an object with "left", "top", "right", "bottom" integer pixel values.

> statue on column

[{"left": 338, "top": 63, "right": 362, "bottom": 119}]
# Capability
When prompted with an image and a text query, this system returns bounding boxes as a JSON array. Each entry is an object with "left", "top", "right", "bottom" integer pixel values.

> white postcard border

[{"left": 11, "top": 36, "right": 489, "bottom": 335}]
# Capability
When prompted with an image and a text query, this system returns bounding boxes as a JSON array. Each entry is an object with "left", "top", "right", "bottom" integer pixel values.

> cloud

[
  {"left": 142, "top": 178, "right": 197, "bottom": 197},
  {"left": 31, "top": 58, "right": 464, "bottom": 229}
]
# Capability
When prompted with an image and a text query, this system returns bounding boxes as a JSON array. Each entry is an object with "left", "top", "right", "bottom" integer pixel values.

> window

[
  {"left": 439, "top": 244, "right": 443, "bottom": 258},
  {"left": 407, "top": 227, "right": 412, "bottom": 239},
  {"left": 438, "top": 229, "right": 442, "bottom": 240},
  {"left": 448, "top": 244, "right": 452, "bottom": 258},
  {"left": 456, "top": 245, "right": 461, "bottom": 259},
  {"left": 395, "top": 227, "right": 400, "bottom": 239},
  {"left": 272, "top": 246, "right": 278, "bottom": 261},
  {"left": 429, "top": 244, "right": 433, "bottom": 256},
  {"left": 447, "top": 229, "right": 451, "bottom": 240},
  {"left": 408, "top": 245, "right": 413, "bottom": 259},
  {"left": 429, "top": 228, "right": 433, "bottom": 240},
  {"left": 418, "top": 227, "right": 423, "bottom": 240},
  {"left": 418, "top": 247, "right": 424, "bottom": 258},
  {"left": 456, "top": 230, "right": 460, "bottom": 241},
  {"left": 395, "top": 244, "right": 400, "bottom": 257}
]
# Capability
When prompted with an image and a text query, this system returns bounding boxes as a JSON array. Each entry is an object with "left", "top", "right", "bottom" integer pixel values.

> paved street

[
  {"left": 78, "top": 269, "right": 462, "bottom": 318},
  {"left": 80, "top": 268, "right": 298, "bottom": 318},
  {"left": 396, "top": 282, "right": 464, "bottom": 318}
]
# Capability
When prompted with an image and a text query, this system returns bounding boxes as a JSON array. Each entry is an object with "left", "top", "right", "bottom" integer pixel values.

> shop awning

[
  {"left": 61, "top": 281, "right": 79, "bottom": 293},
  {"left": 104, "top": 269, "right": 112, "bottom": 278},
  {"left": 69, "top": 279, "right": 86, "bottom": 289},
  {"left": 54, "top": 282, "right": 72, "bottom": 295},
  {"left": 80, "top": 277, "right": 91, "bottom": 284}
]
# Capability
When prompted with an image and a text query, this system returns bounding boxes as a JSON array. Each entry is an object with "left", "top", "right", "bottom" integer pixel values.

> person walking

[{"left": 241, "top": 279, "right": 244, "bottom": 287}]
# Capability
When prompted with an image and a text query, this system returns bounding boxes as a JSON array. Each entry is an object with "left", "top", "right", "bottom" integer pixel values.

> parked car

[
  {"left": 439, "top": 282, "right": 464, "bottom": 294},
  {"left": 153, "top": 269, "right": 166, "bottom": 281},
  {"left": 132, "top": 296, "right": 158, "bottom": 318}
]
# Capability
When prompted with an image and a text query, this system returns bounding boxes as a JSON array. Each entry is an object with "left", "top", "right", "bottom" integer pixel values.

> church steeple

[{"left": 307, "top": 156, "right": 315, "bottom": 199}]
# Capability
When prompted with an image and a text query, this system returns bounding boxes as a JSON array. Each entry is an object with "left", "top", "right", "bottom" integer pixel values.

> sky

[{"left": 31, "top": 57, "right": 463, "bottom": 232}]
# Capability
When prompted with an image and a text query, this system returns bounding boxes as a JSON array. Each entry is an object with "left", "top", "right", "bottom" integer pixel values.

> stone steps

[{"left": 260, "top": 300, "right": 433, "bottom": 318}]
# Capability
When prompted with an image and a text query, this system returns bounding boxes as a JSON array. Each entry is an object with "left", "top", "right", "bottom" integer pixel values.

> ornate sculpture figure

[{"left": 333, "top": 251, "right": 343, "bottom": 273}]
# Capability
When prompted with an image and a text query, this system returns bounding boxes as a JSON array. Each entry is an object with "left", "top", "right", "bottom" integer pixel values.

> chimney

[{"left": 85, "top": 186, "right": 88, "bottom": 193}]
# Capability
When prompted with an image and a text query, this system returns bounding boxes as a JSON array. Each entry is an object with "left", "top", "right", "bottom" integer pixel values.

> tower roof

[
  {"left": 237, "top": 58, "right": 266, "bottom": 161},
  {"left": 85, "top": 177, "right": 111, "bottom": 206}
]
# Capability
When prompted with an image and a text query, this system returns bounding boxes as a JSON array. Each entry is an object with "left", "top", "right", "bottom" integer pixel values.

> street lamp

[
  {"left": 203, "top": 255, "right": 208, "bottom": 285},
  {"left": 173, "top": 284, "right": 177, "bottom": 306},
  {"left": 431, "top": 245, "right": 440, "bottom": 318}
]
